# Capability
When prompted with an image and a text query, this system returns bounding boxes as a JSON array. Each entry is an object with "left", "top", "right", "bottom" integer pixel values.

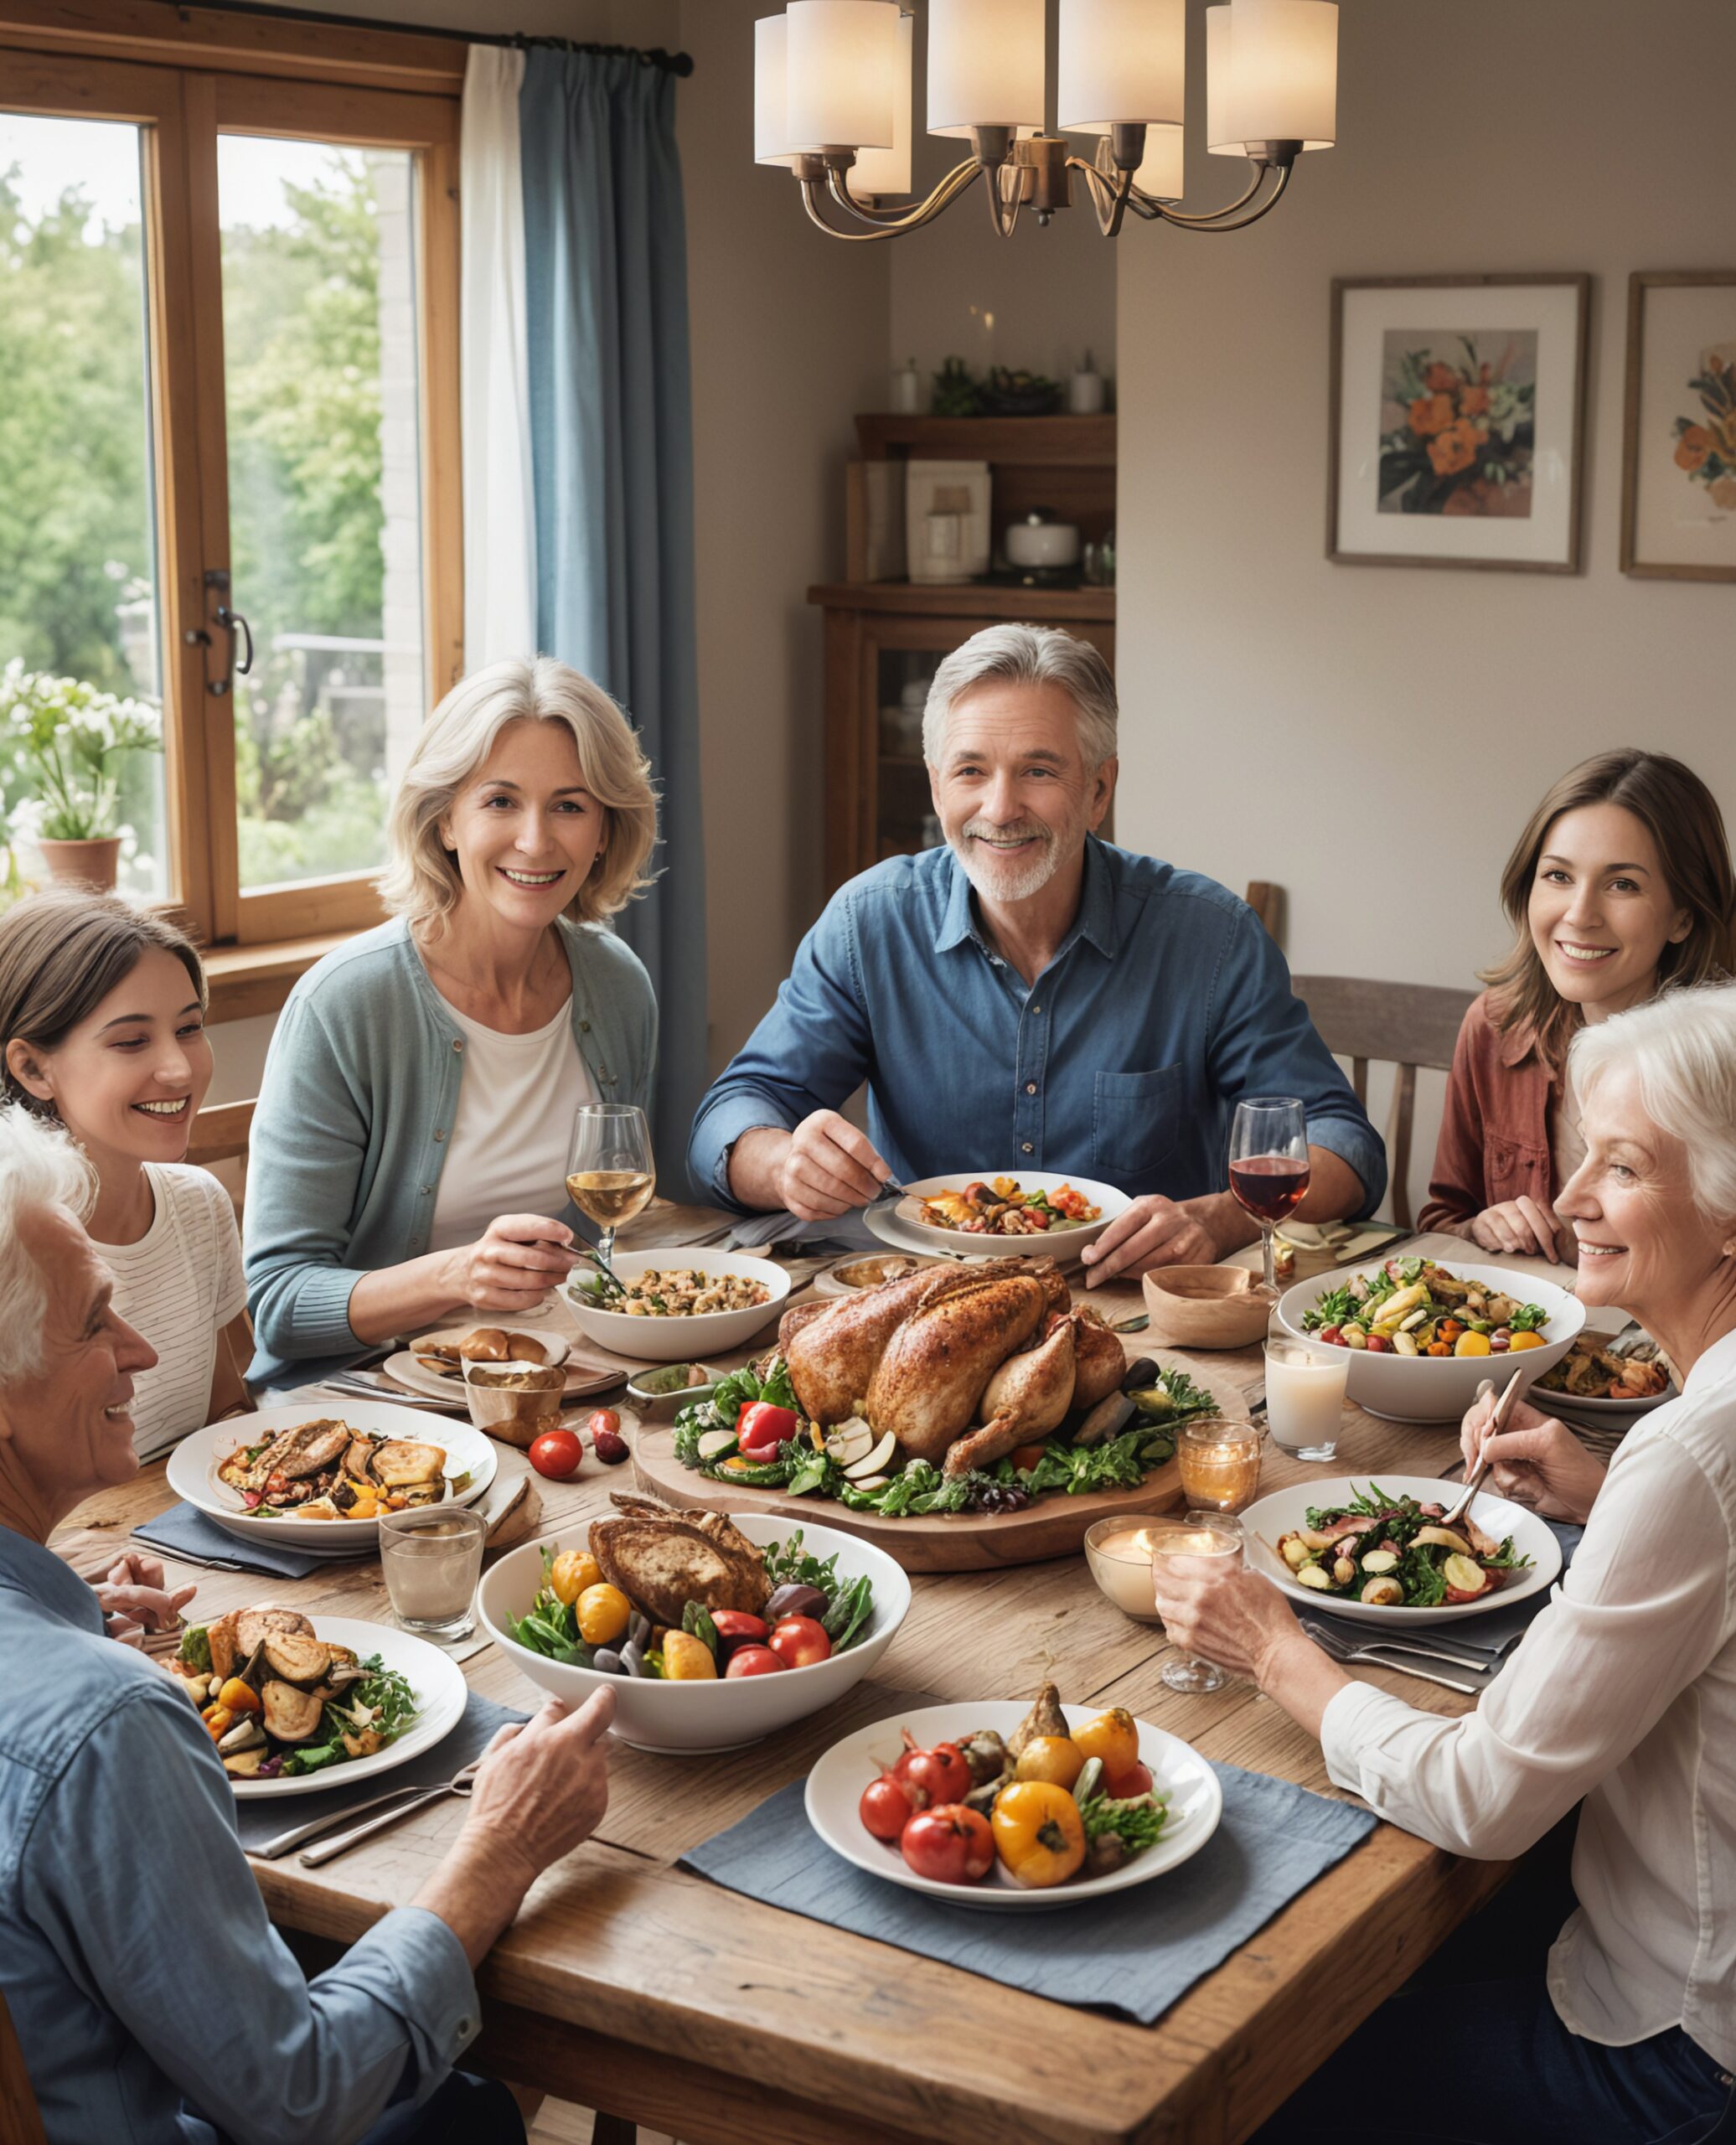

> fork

[
  {"left": 1439, "top": 1367, "right": 1527, "bottom": 1532},
  {"left": 253, "top": 1760, "right": 481, "bottom": 1863},
  {"left": 1302, "top": 1618, "right": 1489, "bottom": 1695}
]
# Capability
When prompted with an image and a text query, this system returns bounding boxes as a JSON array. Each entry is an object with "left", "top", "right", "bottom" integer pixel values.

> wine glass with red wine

[{"left": 1228, "top": 1097, "right": 1310, "bottom": 1295}]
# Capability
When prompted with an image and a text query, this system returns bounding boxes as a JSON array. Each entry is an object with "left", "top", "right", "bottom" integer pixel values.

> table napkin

[
  {"left": 132, "top": 1502, "right": 346, "bottom": 1579},
  {"left": 679, "top": 1763, "right": 1376, "bottom": 2027},
  {"left": 234, "top": 1688, "right": 527, "bottom": 1855}
]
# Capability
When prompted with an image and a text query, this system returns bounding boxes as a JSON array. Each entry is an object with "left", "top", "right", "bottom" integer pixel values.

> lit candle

[{"left": 1177, "top": 1419, "right": 1263, "bottom": 1512}]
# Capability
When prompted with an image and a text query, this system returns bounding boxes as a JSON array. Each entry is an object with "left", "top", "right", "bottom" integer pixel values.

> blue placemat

[
  {"left": 234, "top": 1689, "right": 528, "bottom": 1854},
  {"left": 132, "top": 1502, "right": 353, "bottom": 1579},
  {"left": 679, "top": 1765, "right": 1376, "bottom": 2026}
]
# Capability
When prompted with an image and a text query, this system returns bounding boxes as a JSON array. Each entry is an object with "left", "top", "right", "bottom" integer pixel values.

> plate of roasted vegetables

[
  {"left": 806, "top": 1684, "right": 1222, "bottom": 1910},
  {"left": 168, "top": 1402, "right": 497, "bottom": 1552},
  {"left": 1242, "top": 1476, "right": 1562, "bottom": 1626},
  {"left": 1532, "top": 1326, "right": 1676, "bottom": 1416},
  {"left": 164, "top": 1606, "right": 467, "bottom": 1797},
  {"left": 869, "top": 1169, "right": 1129, "bottom": 1259},
  {"left": 1275, "top": 1259, "right": 1583, "bottom": 1423}
]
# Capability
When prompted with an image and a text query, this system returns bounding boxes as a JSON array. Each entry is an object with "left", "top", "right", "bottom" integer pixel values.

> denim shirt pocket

[{"left": 1093, "top": 1066, "right": 1183, "bottom": 1179}]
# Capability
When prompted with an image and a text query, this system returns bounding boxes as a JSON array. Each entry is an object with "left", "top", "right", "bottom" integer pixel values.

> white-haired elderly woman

[
  {"left": 1156, "top": 982, "right": 1736, "bottom": 2145},
  {"left": 0, "top": 1103, "right": 614, "bottom": 2142},
  {"left": 244, "top": 658, "right": 659, "bottom": 1383}
]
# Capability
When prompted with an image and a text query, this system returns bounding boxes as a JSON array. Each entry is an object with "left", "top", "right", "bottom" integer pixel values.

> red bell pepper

[{"left": 736, "top": 1400, "right": 798, "bottom": 1459}]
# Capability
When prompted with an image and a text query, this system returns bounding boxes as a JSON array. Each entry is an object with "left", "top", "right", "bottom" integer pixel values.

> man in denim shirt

[
  {"left": 0, "top": 1104, "right": 614, "bottom": 2143},
  {"left": 690, "top": 625, "right": 1383, "bottom": 1279}
]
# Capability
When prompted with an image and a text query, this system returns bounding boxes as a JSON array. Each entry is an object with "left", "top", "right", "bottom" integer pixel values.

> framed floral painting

[
  {"left": 1328, "top": 274, "right": 1589, "bottom": 572},
  {"left": 1620, "top": 271, "right": 1736, "bottom": 582}
]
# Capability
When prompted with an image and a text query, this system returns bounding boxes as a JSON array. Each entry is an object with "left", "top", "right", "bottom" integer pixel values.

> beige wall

[{"left": 1113, "top": 0, "right": 1736, "bottom": 1218}]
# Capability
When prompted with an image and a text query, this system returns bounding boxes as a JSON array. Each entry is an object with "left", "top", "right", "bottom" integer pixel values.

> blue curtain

[{"left": 519, "top": 48, "right": 706, "bottom": 1198}]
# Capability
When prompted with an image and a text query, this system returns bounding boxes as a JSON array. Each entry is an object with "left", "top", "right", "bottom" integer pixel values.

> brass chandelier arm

[
  {"left": 1066, "top": 151, "right": 1279, "bottom": 232},
  {"left": 1147, "top": 160, "right": 1291, "bottom": 230},
  {"left": 1065, "top": 157, "right": 1137, "bottom": 238},
  {"left": 824, "top": 156, "right": 982, "bottom": 227}
]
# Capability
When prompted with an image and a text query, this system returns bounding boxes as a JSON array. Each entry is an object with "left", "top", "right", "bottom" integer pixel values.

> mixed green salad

[
  {"left": 1276, "top": 1482, "right": 1531, "bottom": 1608},
  {"left": 1301, "top": 1256, "right": 1550, "bottom": 1360},
  {"left": 670, "top": 1353, "right": 1220, "bottom": 1517}
]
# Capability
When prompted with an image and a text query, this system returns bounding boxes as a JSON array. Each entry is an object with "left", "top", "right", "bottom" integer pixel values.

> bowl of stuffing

[{"left": 564, "top": 1247, "right": 792, "bottom": 1362}]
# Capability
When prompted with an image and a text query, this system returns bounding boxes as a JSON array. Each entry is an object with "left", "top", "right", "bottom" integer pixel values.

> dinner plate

[
  {"left": 878, "top": 1171, "right": 1130, "bottom": 1261},
  {"left": 225, "top": 1616, "right": 469, "bottom": 1800},
  {"left": 382, "top": 1338, "right": 619, "bottom": 1407},
  {"left": 805, "top": 1700, "right": 1222, "bottom": 1911},
  {"left": 1528, "top": 1326, "right": 1677, "bottom": 1422},
  {"left": 1238, "top": 1474, "right": 1563, "bottom": 1627},
  {"left": 167, "top": 1402, "right": 498, "bottom": 1550}
]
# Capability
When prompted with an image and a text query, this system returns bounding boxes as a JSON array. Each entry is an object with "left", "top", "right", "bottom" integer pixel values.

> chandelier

[{"left": 753, "top": 0, "right": 1337, "bottom": 242}]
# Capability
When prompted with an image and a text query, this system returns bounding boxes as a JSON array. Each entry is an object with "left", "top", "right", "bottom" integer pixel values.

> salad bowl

[
  {"left": 1274, "top": 1259, "right": 1584, "bottom": 1424},
  {"left": 563, "top": 1247, "right": 791, "bottom": 1363}
]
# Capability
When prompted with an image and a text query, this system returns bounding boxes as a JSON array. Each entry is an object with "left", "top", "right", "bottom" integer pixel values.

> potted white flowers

[{"left": 0, "top": 659, "right": 164, "bottom": 890}]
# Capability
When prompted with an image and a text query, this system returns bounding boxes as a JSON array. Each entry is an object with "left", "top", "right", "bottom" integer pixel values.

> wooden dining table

[{"left": 53, "top": 1220, "right": 1582, "bottom": 2145}]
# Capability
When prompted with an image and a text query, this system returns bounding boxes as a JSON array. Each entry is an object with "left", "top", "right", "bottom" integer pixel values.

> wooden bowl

[{"left": 1141, "top": 1264, "right": 1272, "bottom": 1350}]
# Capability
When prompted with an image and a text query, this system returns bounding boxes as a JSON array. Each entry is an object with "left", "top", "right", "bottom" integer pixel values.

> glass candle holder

[
  {"left": 1177, "top": 1419, "right": 1264, "bottom": 1512},
  {"left": 1084, "top": 1517, "right": 1171, "bottom": 1622},
  {"left": 1146, "top": 1510, "right": 1245, "bottom": 1694},
  {"left": 1263, "top": 1336, "right": 1349, "bottom": 1461}
]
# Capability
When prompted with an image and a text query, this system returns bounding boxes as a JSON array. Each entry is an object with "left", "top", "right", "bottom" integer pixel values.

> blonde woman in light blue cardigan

[{"left": 243, "top": 659, "right": 659, "bottom": 1387}]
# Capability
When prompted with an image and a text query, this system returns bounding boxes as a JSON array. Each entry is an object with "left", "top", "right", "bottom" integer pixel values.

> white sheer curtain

[{"left": 459, "top": 46, "right": 538, "bottom": 666}]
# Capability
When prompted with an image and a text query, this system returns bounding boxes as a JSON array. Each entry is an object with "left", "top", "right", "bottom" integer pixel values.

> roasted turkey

[{"left": 783, "top": 1258, "right": 1126, "bottom": 1478}]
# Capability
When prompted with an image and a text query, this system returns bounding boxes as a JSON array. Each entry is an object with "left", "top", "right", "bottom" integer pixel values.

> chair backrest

[
  {"left": 186, "top": 1098, "right": 256, "bottom": 1171},
  {"left": 1243, "top": 880, "right": 1283, "bottom": 941},
  {"left": 0, "top": 1986, "right": 46, "bottom": 2145},
  {"left": 1289, "top": 975, "right": 1475, "bottom": 1232}
]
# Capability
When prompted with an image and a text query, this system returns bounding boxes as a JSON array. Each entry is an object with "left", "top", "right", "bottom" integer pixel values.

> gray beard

[{"left": 948, "top": 826, "right": 1065, "bottom": 905}]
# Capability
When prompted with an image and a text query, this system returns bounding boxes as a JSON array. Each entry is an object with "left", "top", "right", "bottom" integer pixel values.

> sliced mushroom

[
  {"left": 218, "top": 1717, "right": 266, "bottom": 1753},
  {"left": 261, "top": 1632, "right": 333, "bottom": 1685},
  {"left": 1360, "top": 1575, "right": 1403, "bottom": 1606},
  {"left": 260, "top": 1679, "right": 326, "bottom": 1743},
  {"left": 234, "top": 1606, "right": 316, "bottom": 1659},
  {"left": 370, "top": 1439, "right": 447, "bottom": 1489},
  {"left": 1413, "top": 1525, "right": 1472, "bottom": 1556}
]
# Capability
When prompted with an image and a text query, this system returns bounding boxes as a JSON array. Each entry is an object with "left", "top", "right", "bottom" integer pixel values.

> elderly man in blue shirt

[
  {"left": 690, "top": 623, "right": 1383, "bottom": 1275},
  {"left": 0, "top": 1103, "right": 615, "bottom": 2144}
]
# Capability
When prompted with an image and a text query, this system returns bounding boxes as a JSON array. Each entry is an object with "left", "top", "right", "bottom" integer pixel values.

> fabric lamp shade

[
  {"left": 928, "top": 0, "right": 1046, "bottom": 136},
  {"left": 850, "top": 12, "right": 913, "bottom": 193},
  {"left": 754, "top": 14, "right": 802, "bottom": 163},
  {"left": 1206, "top": 0, "right": 1336, "bottom": 154},
  {"left": 1058, "top": 0, "right": 1186, "bottom": 129},
  {"left": 785, "top": 0, "right": 899, "bottom": 148},
  {"left": 1077, "top": 117, "right": 1184, "bottom": 198}
]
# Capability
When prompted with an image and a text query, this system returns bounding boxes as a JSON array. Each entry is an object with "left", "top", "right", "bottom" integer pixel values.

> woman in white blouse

[{"left": 1157, "top": 982, "right": 1736, "bottom": 2144}]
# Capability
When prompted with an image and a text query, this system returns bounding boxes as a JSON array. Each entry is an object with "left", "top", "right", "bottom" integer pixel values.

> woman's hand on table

[
  {"left": 1081, "top": 1194, "right": 1218, "bottom": 1285},
  {"left": 1468, "top": 1196, "right": 1570, "bottom": 1263},
  {"left": 1460, "top": 1387, "right": 1605, "bottom": 1524},
  {"left": 442, "top": 1213, "right": 579, "bottom": 1313},
  {"left": 95, "top": 1552, "right": 195, "bottom": 1648}
]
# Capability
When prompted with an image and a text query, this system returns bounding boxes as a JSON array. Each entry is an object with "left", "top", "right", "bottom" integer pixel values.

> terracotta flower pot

[{"left": 38, "top": 836, "right": 123, "bottom": 891}]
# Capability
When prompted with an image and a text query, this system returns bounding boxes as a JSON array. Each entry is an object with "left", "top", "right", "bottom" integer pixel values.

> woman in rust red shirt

[{"left": 1420, "top": 749, "right": 1733, "bottom": 1261}]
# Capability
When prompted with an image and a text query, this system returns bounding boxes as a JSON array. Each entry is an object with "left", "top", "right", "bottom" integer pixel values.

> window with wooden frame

[{"left": 0, "top": 3, "right": 462, "bottom": 967}]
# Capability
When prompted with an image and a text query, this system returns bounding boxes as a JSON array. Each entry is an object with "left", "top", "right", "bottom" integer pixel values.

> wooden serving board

[
  {"left": 628, "top": 1357, "right": 1251, "bottom": 1574},
  {"left": 631, "top": 1426, "right": 1186, "bottom": 1572}
]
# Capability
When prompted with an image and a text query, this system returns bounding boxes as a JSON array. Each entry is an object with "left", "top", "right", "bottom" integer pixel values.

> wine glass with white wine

[{"left": 566, "top": 1104, "right": 655, "bottom": 1267}]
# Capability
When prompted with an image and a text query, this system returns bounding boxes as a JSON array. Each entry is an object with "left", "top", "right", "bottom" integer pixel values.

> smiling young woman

[
  {"left": 0, "top": 889, "right": 251, "bottom": 1456},
  {"left": 1420, "top": 750, "right": 1735, "bottom": 1262}
]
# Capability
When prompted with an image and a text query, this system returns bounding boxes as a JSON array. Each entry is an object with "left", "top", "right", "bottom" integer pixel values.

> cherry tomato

[
  {"left": 767, "top": 1615, "right": 832, "bottom": 1670},
  {"left": 1014, "top": 1735, "right": 1085, "bottom": 1791},
  {"left": 586, "top": 1408, "right": 621, "bottom": 1438},
  {"left": 901, "top": 1804, "right": 995, "bottom": 1884},
  {"left": 1103, "top": 1759, "right": 1155, "bottom": 1801},
  {"left": 709, "top": 1610, "right": 769, "bottom": 1657},
  {"left": 586, "top": 1408, "right": 629, "bottom": 1464},
  {"left": 528, "top": 1429, "right": 583, "bottom": 1480},
  {"left": 736, "top": 1401, "right": 798, "bottom": 1459},
  {"left": 1319, "top": 1325, "right": 1343, "bottom": 1346},
  {"left": 859, "top": 1772, "right": 916, "bottom": 1841},
  {"left": 724, "top": 1644, "right": 786, "bottom": 1678},
  {"left": 894, "top": 1731, "right": 973, "bottom": 1805},
  {"left": 1364, "top": 1334, "right": 1392, "bottom": 1354},
  {"left": 1072, "top": 1708, "right": 1139, "bottom": 1780}
]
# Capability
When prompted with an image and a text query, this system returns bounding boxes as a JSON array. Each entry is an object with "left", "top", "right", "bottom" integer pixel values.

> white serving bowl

[
  {"left": 477, "top": 1513, "right": 910, "bottom": 1754},
  {"left": 562, "top": 1247, "right": 791, "bottom": 1363},
  {"left": 1239, "top": 1474, "right": 1563, "bottom": 1627},
  {"left": 889, "top": 1169, "right": 1129, "bottom": 1259},
  {"left": 1274, "top": 1259, "right": 1584, "bottom": 1424},
  {"left": 806, "top": 1700, "right": 1222, "bottom": 1911}
]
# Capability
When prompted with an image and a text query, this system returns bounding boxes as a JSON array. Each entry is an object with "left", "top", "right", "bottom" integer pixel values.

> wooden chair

[
  {"left": 186, "top": 1098, "right": 256, "bottom": 1171},
  {"left": 1289, "top": 975, "right": 1475, "bottom": 1231},
  {"left": 0, "top": 1987, "right": 46, "bottom": 2145},
  {"left": 1243, "top": 880, "right": 1283, "bottom": 941}
]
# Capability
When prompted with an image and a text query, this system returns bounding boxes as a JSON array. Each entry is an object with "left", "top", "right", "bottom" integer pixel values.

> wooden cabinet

[{"left": 812, "top": 416, "right": 1116, "bottom": 893}]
